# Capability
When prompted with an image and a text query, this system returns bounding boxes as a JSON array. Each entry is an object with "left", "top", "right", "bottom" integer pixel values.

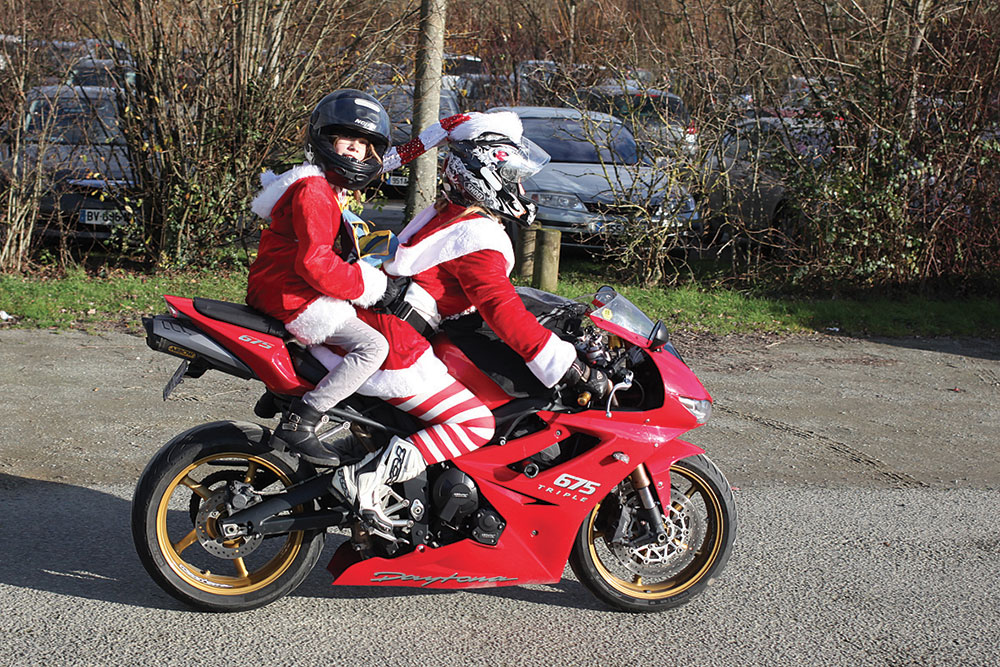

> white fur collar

[
  {"left": 250, "top": 164, "right": 324, "bottom": 220},
  {"left": 396, "top": 204, "right": 440, "bottom": 243},
  {"left": 384, "top": 214, "right": 515, "bottom": 277}
]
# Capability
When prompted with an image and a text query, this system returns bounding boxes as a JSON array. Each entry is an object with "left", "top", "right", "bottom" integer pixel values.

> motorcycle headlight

[{"left": 679, "top": 397, "right": 712, "bottom": 424}]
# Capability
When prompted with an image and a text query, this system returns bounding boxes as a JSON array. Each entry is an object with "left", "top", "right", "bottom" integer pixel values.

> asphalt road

[{"left": 1, "top": 329, "right": 998, "bottom": 666}]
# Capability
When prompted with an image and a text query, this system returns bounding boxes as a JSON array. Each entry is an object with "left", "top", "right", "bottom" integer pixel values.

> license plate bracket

[{"left": 163, "top": 360, "right": 189, "bottom": 401}]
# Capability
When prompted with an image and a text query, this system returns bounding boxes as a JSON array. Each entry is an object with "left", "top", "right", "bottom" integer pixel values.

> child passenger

[{"left": 245, "top": 89, "right": 398, "bottom": 465}]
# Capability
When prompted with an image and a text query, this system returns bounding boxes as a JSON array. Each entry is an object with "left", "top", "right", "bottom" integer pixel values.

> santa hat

[{"left": 380, "top": 111, "right": 524, "bottom": 173}]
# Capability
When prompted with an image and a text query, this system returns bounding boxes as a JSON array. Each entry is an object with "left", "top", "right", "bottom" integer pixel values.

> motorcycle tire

[
  {"left": 569, "top": 454, "right": 737, "bottom": 612},
  {"left": 132, "top": 420, "right": 325, "bottom": 612}
]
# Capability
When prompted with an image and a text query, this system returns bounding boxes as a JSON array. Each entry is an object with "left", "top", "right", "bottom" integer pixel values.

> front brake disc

[{"left": 608, "top": 488, "right": 701, "bottom": 578}]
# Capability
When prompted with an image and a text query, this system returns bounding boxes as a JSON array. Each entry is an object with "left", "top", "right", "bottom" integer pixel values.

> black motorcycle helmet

[{"left": 307, "top": 89, "right": 391, "bottom": 190}]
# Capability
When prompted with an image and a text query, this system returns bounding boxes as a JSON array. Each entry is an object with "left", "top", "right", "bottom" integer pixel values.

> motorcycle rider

[
  {"left": 245, "top": 89, "right": 397, "bottom": 466},
  {"left": 380, "top": 110, "right": 611, "bottom": 394},
  {"left": 322, "top": 111, "right": 611, "bottom": 537}
]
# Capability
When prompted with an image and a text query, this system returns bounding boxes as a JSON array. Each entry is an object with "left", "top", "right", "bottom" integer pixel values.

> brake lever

[{"left": 605, "top": 370, "right": 634, "bottom": 418}]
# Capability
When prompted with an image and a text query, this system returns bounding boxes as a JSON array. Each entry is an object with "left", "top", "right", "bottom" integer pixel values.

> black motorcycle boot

[{"left": 273, "top": 399, "right": 342, "bottom": 466}]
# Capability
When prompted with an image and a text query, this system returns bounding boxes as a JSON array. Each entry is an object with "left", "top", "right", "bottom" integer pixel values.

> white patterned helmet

[{"left": 441, "top": 133, "right": 550, "bottom": 227}]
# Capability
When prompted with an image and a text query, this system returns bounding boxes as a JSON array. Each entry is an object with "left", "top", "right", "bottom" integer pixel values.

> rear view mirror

[{"left": 649, "top": 320, "right": 670, "bottom": 351}]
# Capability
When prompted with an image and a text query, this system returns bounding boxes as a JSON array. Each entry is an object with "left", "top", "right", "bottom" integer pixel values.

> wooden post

[
  {"left": 533, "top": 228, "right": 561, "bottom": 291},
  {"left": 515, "top": 225, "right": 537, "bottom": 281}
]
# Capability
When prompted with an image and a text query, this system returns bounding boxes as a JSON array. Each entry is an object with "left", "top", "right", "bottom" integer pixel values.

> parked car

[
  {"left": 490, "top": 106, "right": 700, "bottom": 249},
  {"left": 65, "top": 57, "right": 137, "bottom": 89},
  {"left": 699, "top": 116, "right": 836, "bottom": 246},
  {"left": 514, "top": 60, "right": 607, "bottom": 106},
  {"left": 0, "top": 85, "right": 133, "bottom": 240},
  {"left": 442, "top": 54, "right": 486, "bottom": 92},
  {"left": 577, "top": 83, "right": 697, "bottom": 158},
  {"left": 372, "top": 83, "right": 462, "bottom": 194}
]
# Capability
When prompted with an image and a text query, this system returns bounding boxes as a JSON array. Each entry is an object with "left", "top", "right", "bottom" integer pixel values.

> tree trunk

[{"left": 405, "top": 0, "right": 447, "bottom": 219}]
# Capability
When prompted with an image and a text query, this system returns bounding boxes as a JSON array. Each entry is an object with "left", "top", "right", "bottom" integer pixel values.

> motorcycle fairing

[
  {"left": 642, "top": 438, "right": 706, "bottom": 511},
  {"left": 163, "top": 296, "right": 310, "bottom": 394},
  {"left": 431, "top": 335, "right": 515, "bottom": 408},
  {"left": 328, "top": 409, "right": 703, "bottom": 588}
]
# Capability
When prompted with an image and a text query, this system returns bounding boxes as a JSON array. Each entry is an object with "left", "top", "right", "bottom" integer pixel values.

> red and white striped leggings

[{"left": 386, "top": 379, "right": 495, "bottom": 465}]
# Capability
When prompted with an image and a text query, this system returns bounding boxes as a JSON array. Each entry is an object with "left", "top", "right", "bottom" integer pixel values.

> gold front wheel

[{"left": 569, "top": 455, "right": 737, "bottom": 612}]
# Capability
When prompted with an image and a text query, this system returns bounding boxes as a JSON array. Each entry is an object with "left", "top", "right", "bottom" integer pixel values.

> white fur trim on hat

[
  {"left": 350, "top": 260, "right": 388, "bottom": 308},
  {"left": 448, "top": 111, "right": 523, "bottom": 145},
  {"left": 526, "top": 332, "right": 578, "bottom": 388},
  {"left": 285, "top": 296, "right": 356, "bottom": 345},
  {"left": 384, "top": 215, "right": 515, "bottom": 277},
  {"left": 250, "top": 164, "right": 324, "bottom": 220},
  {"left": 309, "top": 345, "right": 453, "bottom": 399}
]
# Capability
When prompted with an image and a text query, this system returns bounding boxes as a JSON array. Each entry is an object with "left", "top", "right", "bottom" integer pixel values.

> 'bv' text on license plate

[{"left": 79, "top": 209, "right": 126, "bottom": 226}]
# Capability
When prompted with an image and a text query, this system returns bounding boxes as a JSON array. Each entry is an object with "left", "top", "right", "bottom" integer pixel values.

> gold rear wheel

[
  {"left": 132, "top": 421, "right": 325, "bottom": 611},
  {"left": 154, "top": 452, "right": 305, "bottom": 595}
]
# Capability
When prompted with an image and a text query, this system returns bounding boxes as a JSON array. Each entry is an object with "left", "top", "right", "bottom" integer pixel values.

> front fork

[
  {"left": 629, "top": 465, "right": 670, "bottom": 546},
  {"left": 626, "top": 438, "right": 705, "bottom": 546}
]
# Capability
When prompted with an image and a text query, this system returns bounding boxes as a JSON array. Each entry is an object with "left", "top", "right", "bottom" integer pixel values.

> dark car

[
  {"left": 491, "top": 106, "right": 700, "bottom": 249},
  {"left": 699, "top": 116, "right": 837, "bottom": 245},
  {"left": 66, "top": 57, "right": 137, "bottom": 89},
  {"left": 0, "top": 85, "right": 133, "bottom": 240},
  {"left": 372, "top": 83, "right": 462, "bottom": 194},
  {"left": 578, "top": 83, "right": 697, "bottom": 158}
]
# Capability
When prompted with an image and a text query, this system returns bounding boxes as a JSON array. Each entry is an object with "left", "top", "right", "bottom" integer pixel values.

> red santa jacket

[
  {"left": 381, "top": 202, "right": 577, "bottom": 388},
  {"left": 245, "top": 165, "right": 387, "bottom": 345}
]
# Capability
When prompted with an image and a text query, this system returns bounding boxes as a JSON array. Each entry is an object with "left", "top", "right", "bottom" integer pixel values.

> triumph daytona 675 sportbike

[{"left": 133, "top": 285, "right": 736, "bottom": 613}]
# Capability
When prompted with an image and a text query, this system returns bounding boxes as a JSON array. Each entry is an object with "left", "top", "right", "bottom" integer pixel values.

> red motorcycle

[{"left": 133, "top": 286, "right": 736, "bottom": 612}]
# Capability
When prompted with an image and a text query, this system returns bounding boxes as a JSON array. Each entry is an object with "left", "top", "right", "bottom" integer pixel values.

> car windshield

[
  {"left": 70, "top": 67, "right": 136, "bottom": 88},
  {"left": 23, "top": 93, "right": 124, "bottom": 145},
  {"left": 593, "top": 93, "right": 690, "bottom": 127},
  {"left": 521, "top": 116, "right": 639, "bottom": 165},
  {"left": 444, "top": 58, "right": 484, "bottom": 77},
  {"left": 378, "top": 88, "right": 460, "bottom": 124},
  {"left": 725, "top": 123, "right": 834, "bottom": 162}
]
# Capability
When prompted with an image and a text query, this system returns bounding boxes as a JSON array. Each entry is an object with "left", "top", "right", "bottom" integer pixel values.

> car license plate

[
  {"left": 388, "top": 174, "right": 408, "bottom": 187},
  {"left": 79, "top": 208, "right": 126, "bottom": 226}
]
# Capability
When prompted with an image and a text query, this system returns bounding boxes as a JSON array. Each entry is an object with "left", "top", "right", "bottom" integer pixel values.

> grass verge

[{"left": 0, "top": 265, "right": 997, "bottom": 338}]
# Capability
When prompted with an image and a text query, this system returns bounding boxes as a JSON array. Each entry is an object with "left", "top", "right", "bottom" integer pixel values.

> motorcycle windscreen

[{"left": 587, "top": 287, "right": 659, "bottom": 348}]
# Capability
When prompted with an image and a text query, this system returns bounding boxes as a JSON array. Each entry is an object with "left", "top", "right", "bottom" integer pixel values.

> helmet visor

[{"left": 496, "top": 137, "right": 550, "bottom": 182}]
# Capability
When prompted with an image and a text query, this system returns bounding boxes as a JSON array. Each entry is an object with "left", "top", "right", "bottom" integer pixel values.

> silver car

[{"left": 491, "top": 106, "right": 700, "bottom": 249}]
